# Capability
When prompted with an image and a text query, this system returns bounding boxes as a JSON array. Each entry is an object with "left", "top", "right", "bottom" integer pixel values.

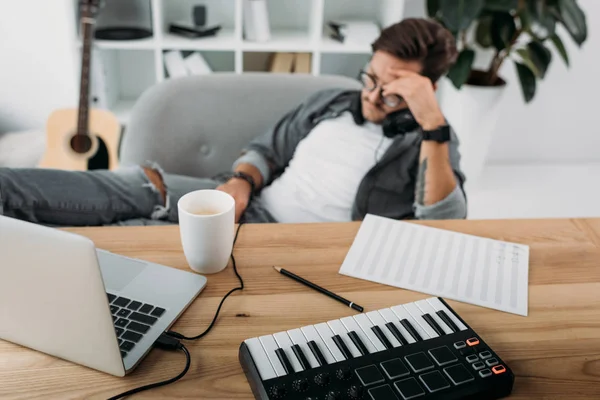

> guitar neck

[{"left": 77, "top": 3, "right": 97, "bottom": 137}]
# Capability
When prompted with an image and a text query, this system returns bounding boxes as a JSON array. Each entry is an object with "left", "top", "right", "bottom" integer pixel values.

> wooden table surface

[{"left": 1, "top": 219, "right": 600, "bottom": 399}]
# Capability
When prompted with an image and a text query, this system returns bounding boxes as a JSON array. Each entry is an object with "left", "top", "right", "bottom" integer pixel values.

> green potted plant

[{"left": 426, "top": 0, "right": 588, "bottom": 186}]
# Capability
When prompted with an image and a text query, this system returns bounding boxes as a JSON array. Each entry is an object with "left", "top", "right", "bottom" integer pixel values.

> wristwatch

[
  {"left": 421, "top": 124, "right": 451, "bottom": 143},
  {"left": 231, "top": 171, "right": 256, "bottom": 195}
]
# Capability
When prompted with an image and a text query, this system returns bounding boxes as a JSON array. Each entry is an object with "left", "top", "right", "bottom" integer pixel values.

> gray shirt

[{"left": 232, "top": 88, "right": 467, "bottom": 221}]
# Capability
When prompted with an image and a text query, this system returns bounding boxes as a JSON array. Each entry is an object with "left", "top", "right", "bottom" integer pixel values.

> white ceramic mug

[{"left": 177, "top": 190, "right": 235, "bottom": 274}]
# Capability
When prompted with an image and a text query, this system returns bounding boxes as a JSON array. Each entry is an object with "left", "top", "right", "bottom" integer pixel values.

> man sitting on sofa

[{"left": 0, "top": 18, "right": 466, "bottom": 226}]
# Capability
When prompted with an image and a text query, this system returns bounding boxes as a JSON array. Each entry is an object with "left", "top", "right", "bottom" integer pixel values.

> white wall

[{"left": 0, "top": 0, "right": 78, "bottom": 133}]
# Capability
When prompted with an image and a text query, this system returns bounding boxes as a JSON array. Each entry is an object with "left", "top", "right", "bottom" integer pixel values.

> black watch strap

[
  {"left": 421, "top": 124, "right": 451, "bottom": 143},
  {"left": 231, "top": 171, "right": 256, "bottom": 194}
]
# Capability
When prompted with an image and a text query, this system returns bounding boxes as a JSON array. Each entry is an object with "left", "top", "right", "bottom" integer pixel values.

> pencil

[{"left": 273, "top": 266, "right": 364, "bottom": 312}]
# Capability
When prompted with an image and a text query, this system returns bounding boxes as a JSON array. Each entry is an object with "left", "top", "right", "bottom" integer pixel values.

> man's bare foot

[{"left": 143, "top": 167, "right": 167, "bottom": 205}]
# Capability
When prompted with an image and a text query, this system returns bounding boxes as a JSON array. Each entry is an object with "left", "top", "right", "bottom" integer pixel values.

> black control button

[
  {"left": 486, "top": 357, "right": 499, "bottom": 367},
  {"left": 355, "top": 365, "right": 384, "bottom": 387},
  {"left": 327, "top": 390, "right": 341, "bottom": 400},
  {"left": 113, "top": 297, "right": 131, "bottom": 307},
  {"left": 381, "top": 358, "right": 410, "bottom": 379},
  {"left": 419, "top": 370, "right": 450, "bottom": 393},
  {"left": 479, "top": 369, "right": 493, "bottom": 378},
  {"left": 479, "top": 351, "right": 492, "bottom": 359},
  {"left": 349, "top": 384, "right": 365, "bottom": 399},
  {"left": 269, "top": 385, "right": 287, "bottom": 399},
  {"left": 393, "top": 377, "right": 425, "bottom": 399},
  {"left": 139, "top": 304, "right": 154, "bottom": 314},
  {"left": 336, "top": 367, "right": 353, "bottom": 381},
  {"left": 107, "top": 293, "right": 116, "bottom": 303},
  {"left": 428, "top": 346, "right": 458, "bottom": 366},
  {"left": 126, "top": 321, "right": 150, "bottom": 334},
  {"left": 314, "top": 372, "right": 330, "bottom": 386},
  {"left": 472, "top": 361, "right": 486, "bottom": 370},
  {"left": 369, "top": 384, "right": 400, "bottom": 400},
  {"left": 443, "top": 364, "right": 475, "bottom": 385},
  {"left": 466, "top": 354, "right": 479, "bottom": 363},
  {"left": 292, "top": 379, "right": 308, "bottom": 392},
  {"left": 115, "top": 327, "right": 124, "bottom": 337},
  {"left": 110, "top": 305, "right": 119, "bottom": 315},
  {"left": 121, "top": 350, "right": 126, "bottom": 358},
  {"left": 116, "top": 308, "right": 131, "bottom": 318},
  {"left": 129, "top": 312, "right": 158, "bottom": 326},
  {"left": 151, "top": 307, "right": 165, "bottom": 317},
  {"left": 115, "top": 318, "right": 129, "bottom": 328},
  {"left": 404, "top": 352, "right": 434, "bottom": 373},
  {"left": 119, "top": 341, "right": 135, "bottom": 352},
  {"left": 121, "top": 330, "right": 142, "bottom": 343},
  {"left": 459, "top": 347, "right": 475, "bottom": 356},
  {"left": 127, "top": 300, "right": 142, "bottom": 311},
  {"left": 453, "top": 341, "right": 466, "bottom": 349}
]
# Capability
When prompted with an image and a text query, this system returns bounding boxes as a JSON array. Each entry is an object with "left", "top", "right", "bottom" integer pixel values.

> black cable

[
  {"left": 167, "top": 221, "right": 245, "bottom": 341},
  {"left": 107, "top": 337, "right": 190, "bottom": 400}
]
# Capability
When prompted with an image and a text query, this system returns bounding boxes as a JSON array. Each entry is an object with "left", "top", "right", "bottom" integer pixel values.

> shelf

[
  {"left": 92, "top": 37, "right": 157, "bottom": 50},
  {"left": 161, "top": 29, "right": 239, "bottom": 50},
  {"left": 319, "top": 36, "right": 372, "bottom": 54},
  {"left": 242, "top": 30, "right": 314, "bottom": 52}
]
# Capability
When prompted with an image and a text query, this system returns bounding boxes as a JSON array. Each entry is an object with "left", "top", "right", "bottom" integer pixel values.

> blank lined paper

[{"left": 339, "top": 215, "right": 530, "bottom": 316}]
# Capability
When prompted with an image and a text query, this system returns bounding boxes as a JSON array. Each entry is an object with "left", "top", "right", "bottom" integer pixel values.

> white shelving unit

[{"left": 75, "top": 0, "right": 407, "bottom": 123}]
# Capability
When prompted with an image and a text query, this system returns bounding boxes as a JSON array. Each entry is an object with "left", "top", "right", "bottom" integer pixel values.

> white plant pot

[{"left": 437, "top": 76, "right": 507, "bottom": 190}]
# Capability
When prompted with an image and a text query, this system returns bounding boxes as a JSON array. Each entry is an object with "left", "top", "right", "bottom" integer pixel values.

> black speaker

[{"left": 193, "top": 5, "right": 207, "bottom": 26}]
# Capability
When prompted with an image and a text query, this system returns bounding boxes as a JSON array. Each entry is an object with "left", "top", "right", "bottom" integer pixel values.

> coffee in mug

[{"left": 177, "top": 190, "right": 235, "bottom": 274}]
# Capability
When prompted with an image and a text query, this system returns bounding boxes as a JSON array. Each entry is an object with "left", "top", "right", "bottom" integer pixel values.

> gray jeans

[{"left": 0, "top": 165, "right": 275, "bottom": 226}]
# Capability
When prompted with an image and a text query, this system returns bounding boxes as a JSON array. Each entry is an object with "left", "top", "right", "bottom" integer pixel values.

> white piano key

[
  {"left": 426, "top": 297, "right": 468, "bottom": 331},
  {"left": 244, "top": 338, "right": 277, "bottom": 380},
  {"left": 273, "top": 331, "right": 303, "bottom": 372},
  {"left": 314, "top": 322, "right": 346, "bottom": 362},
  {"left": 351, "top": 314, "right": 387, "bottom": 352},
  {"left": 378, "top": 307, "right": 416, "bottom": 344},
  {"left": 258, "top": 335, "right": 287, "bottom": 377},
  {"left": 403, "top": 302, "right": 439, "bottom": 338},
  {"left": 365, "top": 310, "right": 401, "bottom": 347},
  {"left": 327, "top": 319, "right": 362, "bottom": 358},
  {"left": 287, "top": 328, "right": 320, "bottom": 368},
  {"left": 341, "top": 315, "right": 378, "bottom": 353},
  {"left": 300, "top": 325, "right": 336, "bottom": 365},
  {"left": 390, "top": 304, "right": 431, "bottom": 340},
  {"left": 415, "top": 299, "right": 453, "bottom": 335}
]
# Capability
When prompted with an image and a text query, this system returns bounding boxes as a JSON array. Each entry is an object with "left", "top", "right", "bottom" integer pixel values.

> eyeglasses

[{"left": 358, "top": 70, "right": 403, "bottom": 108}]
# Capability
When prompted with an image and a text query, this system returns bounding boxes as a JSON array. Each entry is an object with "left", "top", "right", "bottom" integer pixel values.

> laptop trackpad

[{"left": 97, "top": 251, "right": 147, "bottom": 292}]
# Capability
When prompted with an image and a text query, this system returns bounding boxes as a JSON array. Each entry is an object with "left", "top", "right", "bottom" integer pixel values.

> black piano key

[
  {"left": 400, "top": 318, "right": 423, "bottom": 342},
  {"left": 275, "top": 348, "right": 294, "bottom": 374},
  {"left": 348, "top": 331, "right": 369, "bottom": 355},
  {"left": 423, "top": 313, "right": 446, "bottom": 336},
  {"left": 436, "top": 310, "right": 460, "bottom": 332},
  {"left": 308, "top": 340, "right": 328, "bottom": 366},
  {"left": 371, "top": 325, "right": 393, "bottom": 349},
  {"left": 332, "top": 334, "right": 354, "bottom": 360},
  {"left": 292, "top": 344, "right": 311, "bottom": 370},
  {"left": 385, "top": 322, "right": 409, "bottom": 345}
]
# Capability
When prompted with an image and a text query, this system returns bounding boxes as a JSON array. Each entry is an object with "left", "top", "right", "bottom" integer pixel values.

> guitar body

[{"left": 39, "top": 108, "right": 121, "bottom": 171}]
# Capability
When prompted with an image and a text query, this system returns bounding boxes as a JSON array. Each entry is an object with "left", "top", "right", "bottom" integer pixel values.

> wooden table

[{"left": 1, "top": 219, "right": 600, "bottom": 399}]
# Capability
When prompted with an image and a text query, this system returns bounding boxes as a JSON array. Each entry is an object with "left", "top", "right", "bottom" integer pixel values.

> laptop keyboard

[{"left": 107, "top": 293, "right": 166, "bottom": 358}]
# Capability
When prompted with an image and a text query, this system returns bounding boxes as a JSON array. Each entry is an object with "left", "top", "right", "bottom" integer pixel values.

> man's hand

[
  {"left": 382, "top": 68, "right": 446, "bottom": 130},
  {"left": 216, "top": 178, "right": 252, "bottom": 223}
]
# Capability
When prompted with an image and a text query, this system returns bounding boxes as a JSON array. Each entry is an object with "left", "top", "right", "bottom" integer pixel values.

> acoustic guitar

[{"left": 39, "top": 0, "right": 121, "bottom": 171}]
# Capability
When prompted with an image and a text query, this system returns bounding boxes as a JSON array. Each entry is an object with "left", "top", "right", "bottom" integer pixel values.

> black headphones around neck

[{"left": 349, "top": 91, "right": 420, "bottom": 138}]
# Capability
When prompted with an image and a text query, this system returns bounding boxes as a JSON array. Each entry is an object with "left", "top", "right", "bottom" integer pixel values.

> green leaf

[
  {"left": 440, "top": 0, "right": 486, "bottom": 33},
  {"left": 518, "top": 8, "right": 533, "bottom": 32},
  {"left": 557, "top": 0, "right": 587, "bottom": 46},
  {"left": 515, "top": 62, "right": 537, "bottom": 103},
  {"left": 447, "top": 49, "right": 476, "bottom": 88},
  {"left": 427, "top": 0, "right": 441, "bottom": 18},
  {"left": 491, "top": 12, "right": 517, "bottom": 51},
  {"left": 527, "top": 41, "right": 552, "bottom": 78},
  {"left": 516, "top": 48, "right": 541, "bottom": 77},
  {"left": 476, "top": 15, "right": 493, "bottom": 48},
  {"left": 484, "top": 0, "right": 518, "bottom": 12},
  {"left": 527, "top": 0, "right": 557, "bottom": 36},
  {"left": 550, "top": 33, "right": 570, "bottom": 67}
]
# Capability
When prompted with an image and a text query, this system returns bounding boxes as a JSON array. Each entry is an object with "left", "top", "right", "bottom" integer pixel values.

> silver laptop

[{"left": 0, "top": 215, "right": 207, "bottom": 377}]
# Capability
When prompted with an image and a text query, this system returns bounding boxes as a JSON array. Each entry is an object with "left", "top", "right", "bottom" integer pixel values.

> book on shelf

[
  {"left": 243, "top": 0, "right": 271, "bottom": 42},
  {"left": 184, "top": 52, "right": 212, "bottom": 75},
  {"left": 293, "top": 53, "right": 311, "bottom": 74},
  {"left": 268, "top": 53, "right": 294, "bottom": 73},
  {"left": 164, "top": 50, "right": 188, "bottom": 78}
]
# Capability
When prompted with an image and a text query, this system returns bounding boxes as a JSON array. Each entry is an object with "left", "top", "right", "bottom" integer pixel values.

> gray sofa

[{"left": 120, "top": 72, "right": 361, "bottom": 178}]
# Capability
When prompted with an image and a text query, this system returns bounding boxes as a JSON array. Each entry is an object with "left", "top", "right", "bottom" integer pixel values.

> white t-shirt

[{"left": 259, "top": 111, "right": 394, "bottom": 223}]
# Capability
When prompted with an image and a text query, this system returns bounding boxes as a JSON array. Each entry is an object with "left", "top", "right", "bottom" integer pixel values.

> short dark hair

[{"left": 371, "top": 18, "right": 458, "bottom": 83}]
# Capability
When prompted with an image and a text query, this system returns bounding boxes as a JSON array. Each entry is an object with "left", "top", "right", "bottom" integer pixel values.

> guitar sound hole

[{"left": 70, "top": 134, "right": 93, "bottom": 154}]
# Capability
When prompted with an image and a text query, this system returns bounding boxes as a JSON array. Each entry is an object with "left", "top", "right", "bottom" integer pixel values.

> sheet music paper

[{"left": 339, "top": 214, "right": 530, "bottom": 316}]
